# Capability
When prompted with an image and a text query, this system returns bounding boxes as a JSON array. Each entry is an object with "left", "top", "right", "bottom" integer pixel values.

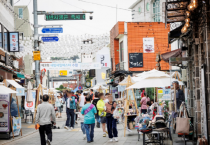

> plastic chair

[{"left": 24, "top": 110, "right": 33, "bottom": 123}]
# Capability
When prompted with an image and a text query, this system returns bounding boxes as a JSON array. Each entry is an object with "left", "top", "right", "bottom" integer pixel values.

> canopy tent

[
  {"left": 92, "top": 84, "right": 108, "bottom": 90},
  {"left": 0, "top": 83, "right": 18, "bottom": 94},
  {"left": 5, "top": 80, "right": 24, "bottom": 88}
]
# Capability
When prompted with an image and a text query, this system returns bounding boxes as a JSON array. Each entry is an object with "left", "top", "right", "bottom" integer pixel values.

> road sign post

[
  {"left": 45, "top": 14, "right": 86, "bottom": 21},
  {"left": 42, "top": 27, "right": 63, "bottom": 33}
]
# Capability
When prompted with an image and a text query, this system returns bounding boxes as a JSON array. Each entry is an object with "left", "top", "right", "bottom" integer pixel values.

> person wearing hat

[{"left": 64, "top": 90, "right": 76, "bottom": 130}]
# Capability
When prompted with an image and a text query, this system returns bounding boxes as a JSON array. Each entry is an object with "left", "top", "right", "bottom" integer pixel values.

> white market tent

[
  {"left": 0, "top": 83, "right": 18, "bottom": 94},
  {"left": 5, "top": 80, "right": 24, "bottom": 89}
]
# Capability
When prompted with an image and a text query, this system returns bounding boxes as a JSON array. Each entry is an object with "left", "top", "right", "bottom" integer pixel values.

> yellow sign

[
  {"left": 59, "top": 70, "right": 67, "bottom": 76},
  {"left": 91, "top": 80, "right": 93, "bottom": 87},
  {"left": 33, "top": 51, "right": 40, "bottom": 60},
  {"left": 101, "top": 73, "right": 106, "bottom": 79},
  {"left": 158, "top": 89, "right": 163, "bottom": 94}
]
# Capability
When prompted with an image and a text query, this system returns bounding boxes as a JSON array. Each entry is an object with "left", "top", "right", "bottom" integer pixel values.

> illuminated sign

[{"left": 45, "top": 14, "right": 85, "bottom": 21}]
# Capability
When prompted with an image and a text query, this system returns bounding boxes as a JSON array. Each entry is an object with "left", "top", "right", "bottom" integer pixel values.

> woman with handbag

[{"left": 105, "top": 95, "right": 118, "bottom": 142}]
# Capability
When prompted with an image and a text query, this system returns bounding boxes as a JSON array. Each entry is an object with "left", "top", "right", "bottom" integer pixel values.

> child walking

[{"left": 76, "top": 108, "right": 86, "bottom": 140}]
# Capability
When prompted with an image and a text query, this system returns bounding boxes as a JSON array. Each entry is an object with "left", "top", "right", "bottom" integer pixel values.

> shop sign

[
  {"left": 33, "top": 51, "right": 41, "bottom": 61},
  {"left": 59, "top": 70, "right": 67, "bottom": 76},
  {"left": 129, "top": 53, "right": 143, "bottom": 68},
  {"left": 0, "top": 94, "right": 10, "bottom": 132},
  {"left": 96, "top": 54, "right": 110, "bottom": 68},
  {"left": 9, "top": 32, "right": 19, "bottom": 52},
  {"left": 10, "top": 117, "right": 21, "bottom": 136},
  {"left": 40, "top": 62, "right": 101, "bottom": 70},
  {"left": 143, "top": 37, "right": 154, "bottom": 53},
  {"left": 5, "top": 54, "right": 13, "bottom": 67},
  {"left": 13, "top": 61, "right": 19, "bottom": 69}
]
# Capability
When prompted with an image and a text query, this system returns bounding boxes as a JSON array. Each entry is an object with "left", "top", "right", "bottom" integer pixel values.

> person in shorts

[{"left": 96, "top": 93, "right": 107, "bottom": 137}]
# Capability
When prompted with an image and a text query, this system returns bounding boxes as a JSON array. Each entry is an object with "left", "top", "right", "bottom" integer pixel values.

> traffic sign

[
  {"left": 41, "top": 36, "right": 59, "bottom": 42},
  {"left": 78, "top": 86, "right": 83, "bottom": 90},
  {"left": 42, "top": 27, "right": 63, "bottom": 33},
  {"left": 45, "top": 14, "right": 85, "bottom": 21}
]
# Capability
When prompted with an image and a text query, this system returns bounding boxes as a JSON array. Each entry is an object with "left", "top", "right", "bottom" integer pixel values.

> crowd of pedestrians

[{"left": 35, "top": 89, "right": 119, "bottom": 145}]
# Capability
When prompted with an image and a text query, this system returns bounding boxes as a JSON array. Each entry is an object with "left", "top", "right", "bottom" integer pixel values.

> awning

[
  {"left": 14, "top": 71, "right": 25, "bottom": 79},
  {"left": 161, "top": 49, "right": 182, "bottom": 62},
  {"left": 111, "top": 70, "right": 132, "bottom": 77},
  {"left": 6, "top": 79, "right": 24, "bottom": 96},
  {"left": 0, "top": 83, "right": 18, "bottom": 94}
]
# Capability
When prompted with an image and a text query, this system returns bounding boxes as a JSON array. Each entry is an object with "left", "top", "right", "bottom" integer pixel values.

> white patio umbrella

[
  {"left": 127, "top": 76, "right": 173, "bottom": 89},
  {"left": 26, "top": 81, "right": 33, "bottom": 124}
]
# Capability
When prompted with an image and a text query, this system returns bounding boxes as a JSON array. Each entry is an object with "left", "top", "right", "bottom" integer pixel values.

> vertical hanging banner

[
  {"left": 143, "top": 37, "right": 154, "bottom": 53},
  {"left": 0, "top": 94, "right": 10, "bottom": 132},
  {"left": 9, "top": 32, "right": 19, "bottom": 52}
]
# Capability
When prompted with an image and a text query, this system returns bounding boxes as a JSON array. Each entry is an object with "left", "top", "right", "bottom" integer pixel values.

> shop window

[
  {"left": 120, "top": 41, "right": 124, "bottom": 62},
  {"left": 146, "top": 3, "right": 150, "bottom": 11},
  {"left": 18, "top": 8, "right": 23, "bottom": 19},
  {"left": 4, "top": 28, "right": 8, "bottom": 51},
  {"left": 0, "top": 24, "right": 2, "bottom": 48},
  {"left": 153, "top": 0, "right": 160, "bottom": 22}
]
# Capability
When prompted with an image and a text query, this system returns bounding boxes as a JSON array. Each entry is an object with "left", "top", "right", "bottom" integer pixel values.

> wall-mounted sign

[
  {"left": 59, "top": 70, "right": 67, "bottom": 76},
  {"left": 9, "top": 32, "right": 19, "bottom": 52},
  {"left": 33, "top": 51, "right": 41, "bottom": 61},
  {"left": 143, "top": 37, "right": 154, "bottom": 53},
  {"left": 96, "top": 54, "right": 110, "bottom": 68},
  {"left": 129, "top": 53, "right": 143, "bottom": 68},
  {"left": 42, "top": 27, "right": 63, "bottom": 33},
  {"left": 45, "top": 14, "right": 85, "bottom": 21},
  {"left": 41, "top": 37, "right": 59, "bottom": 42}
]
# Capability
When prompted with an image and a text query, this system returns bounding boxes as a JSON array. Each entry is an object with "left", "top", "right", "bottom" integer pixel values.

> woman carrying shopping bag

[{"left": 105, "top": 95, "right": 118, "bottom": 142}]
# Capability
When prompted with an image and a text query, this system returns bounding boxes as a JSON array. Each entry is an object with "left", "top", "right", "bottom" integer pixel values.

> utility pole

[{"left": 33, "top": 0, "right": 40, "bottom": 87}]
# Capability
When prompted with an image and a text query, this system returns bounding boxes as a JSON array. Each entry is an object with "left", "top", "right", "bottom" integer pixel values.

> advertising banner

[
  {"left": 40, "top": 62, "right": 101, "bottom": 70},
  {"left": 143, "top": 38, "right": 154, "bottom": 53},
  {"left": 9, "top": 32, "right": 19, "bottom": 52},
  {"left": 10, "top": 117, "right": 21, "bottom": 136},
  {"left": 0, "top": 94, "right": 9, "bottom": 132},
  {"left": 25, "top": 91, "right": 36, "bottom": 112},
  {"left": 96, "top": 54, "right": 110, "bottom": 68},
  {"left": 129, "top": 53, "right": 143, "bottom": 68}
]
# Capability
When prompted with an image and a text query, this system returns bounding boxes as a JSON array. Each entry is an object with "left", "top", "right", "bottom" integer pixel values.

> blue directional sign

[
  {"left": 42, "top": 27, "right": 63, "bottom": 33},
  {"left": 41, "top": 36, "right": 59, "bottom": 42}
]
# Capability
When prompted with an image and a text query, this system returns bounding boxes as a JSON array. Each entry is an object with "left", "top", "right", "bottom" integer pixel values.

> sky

[{"left": 14, "top": 0, "right": 137, "bottom": 36}]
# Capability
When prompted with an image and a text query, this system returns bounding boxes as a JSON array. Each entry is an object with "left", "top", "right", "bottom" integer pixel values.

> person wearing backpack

[
  {"left": 105, "top": 95, "right": 118, "bottom": 142},
  {"left": 81, "top": 95, "right": 97, "bottom": 143}
]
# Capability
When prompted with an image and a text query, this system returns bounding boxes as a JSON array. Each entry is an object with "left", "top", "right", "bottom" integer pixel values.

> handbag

[
  {"left": 176, "top": 105, "right": 190, "bottom": 134},
  {"left": 106, "top": 101, "right": 116, "bottom": 118},
  {"left": 106, "top": 113, "right": 112, "bottom": 117}
]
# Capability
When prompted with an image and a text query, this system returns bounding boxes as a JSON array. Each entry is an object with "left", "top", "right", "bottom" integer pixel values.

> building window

[
  {"left": 138, "top": 7, "right": 141, "bottom": 13},
  {"left": 120, "top": 41, "right": 124, "bottom": 62},
  {"left": 4, "top": 28, "right": 8, "bottom": 51},
  {"left": 146, "top": 3, "right": 150, "bottom": 11},
  {"left": 18, "top": 8, "right": 23, "bottom": 19},
  {"left": 153, "top": 0, "right": 160, "bottom": 22},
  {"left": 10, "top": 0, "right": 13, "bottom": 6},
  {"left": 0, "top": 24, "right": 2, "bottom": 48}
]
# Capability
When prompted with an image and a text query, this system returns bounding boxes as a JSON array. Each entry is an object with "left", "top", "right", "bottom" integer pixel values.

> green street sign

[{"left": 45, "top": 14, "right": 86, "bottom": 21}]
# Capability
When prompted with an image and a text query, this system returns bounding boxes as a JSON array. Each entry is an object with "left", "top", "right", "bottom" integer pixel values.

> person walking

[
  {"left": 76, "top": 107, "right": 86, "bottom": 140},
  {"left": 92, "top": 92, "right": 100, "bottom": 128},
  {"left": 140, "top": 92, "right": 150, "bottom": 114},
  {"left": 35, "top": 95, "right": 56, "bottom": 145},
  {"left": 105, "top": 95, "right": 118, "bottom": 142},
  {"left": 90, "top": 89, "right": 95, "bottom": 100},
  {"left": 81, "top": 95, "right": 97, "bottom": 143},
  {"left": 97, "top": 93, "right": 107, "bottom": 137},
  {"left": 173, "top": 81, "right": 185, "bottom": 111},
  {"left": 79, "top": 90, "right": 85, "bottom": 107},
  {"left": 55, "top": 95, "right": 63, "bottom": 118},
  {"left": 64, "top": 91, "right": 76, "bottom": 130}
]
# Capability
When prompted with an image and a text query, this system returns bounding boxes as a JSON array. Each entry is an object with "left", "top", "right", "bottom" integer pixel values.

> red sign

[{"left": 26, "top": 102, "right": 33, "bottom": 107}]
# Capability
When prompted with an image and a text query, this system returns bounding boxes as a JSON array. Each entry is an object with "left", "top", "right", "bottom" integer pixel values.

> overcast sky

[{"left": 14, "top": 0, "right": 136, "bottom": 36}]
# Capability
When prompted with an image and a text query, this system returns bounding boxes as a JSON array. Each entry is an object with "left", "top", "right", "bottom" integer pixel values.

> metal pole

[
  {"left": 47, "top": 70, "right": 49, "bottom": 89},
  {"left": 33, "top": 0, "right": 40, "bottom": 87}
]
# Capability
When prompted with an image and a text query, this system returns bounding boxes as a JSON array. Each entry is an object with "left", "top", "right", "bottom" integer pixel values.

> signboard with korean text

[
  {"left": 59, "top": 70, "right": 68, "bottom": 76},
  {"left": 9, "top": 32, "right": 19, "bottom": 52},
  {"left": 129, "top": 53, "right": 143, "bottom": 68},
  {"left": 41, "top": 37, "right": 59, "bottom": 42},
  {"left": 33, "top": 51, "right": 41, "bottom": 61},
  {"left": 45, "top": 14, "right": 85, "bottom": 21},
  {"left": 0, "top": 94, "right": 10, "bottom": 132},
  {"left": 143, "top": 37, "right": 154, "bottom": 53},
  {"left": 42, "top": 27, "right": 63, "bottom": 33},
  {"left": 40, "top": 62, "right": 101, "bottom": 70}
]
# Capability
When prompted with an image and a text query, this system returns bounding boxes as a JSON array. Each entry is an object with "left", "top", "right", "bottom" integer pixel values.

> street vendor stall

[{"left": 0, "top": 83, "right": 19, "bottom": 139}]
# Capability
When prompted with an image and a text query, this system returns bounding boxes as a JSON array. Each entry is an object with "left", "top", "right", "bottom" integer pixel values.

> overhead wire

[
  {"left": 58, "top": 0, "right": 86, "bottom": 11},
  {"left": 78, "top": 0, "right": 132, "bottom": 11},
  {"left": 14, "top": 0, "right": 32, "bottom": 21}
]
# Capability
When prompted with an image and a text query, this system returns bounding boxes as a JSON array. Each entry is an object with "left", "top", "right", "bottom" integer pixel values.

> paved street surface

[{"left": 0, "top": 110, "right": 193, "bottom": 145}]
